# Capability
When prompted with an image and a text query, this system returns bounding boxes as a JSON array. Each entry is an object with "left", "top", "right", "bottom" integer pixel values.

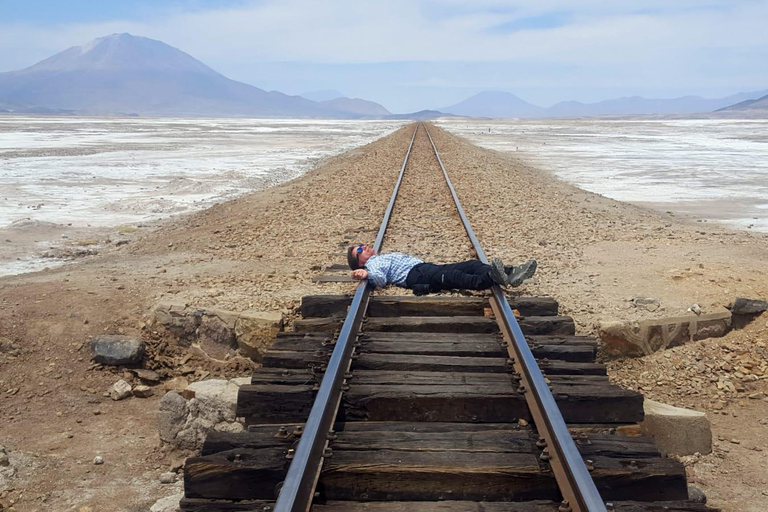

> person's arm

[{"left": 360, "top": 258, "right": 388, "bottom": 288}]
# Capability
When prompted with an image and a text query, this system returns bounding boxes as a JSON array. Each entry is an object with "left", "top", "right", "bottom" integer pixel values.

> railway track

[{"left": 179, "top": 124, "right": 717, "bottom": 512}]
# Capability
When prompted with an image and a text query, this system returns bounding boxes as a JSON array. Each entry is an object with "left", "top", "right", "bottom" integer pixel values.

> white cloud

[{"left": 0, "top": 0, "right": 765, "bottom": 100}]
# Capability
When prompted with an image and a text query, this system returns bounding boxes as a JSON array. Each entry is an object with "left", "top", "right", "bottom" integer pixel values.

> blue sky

[{"left": 1, "top": 0, "right": 766, "bottom": 112}]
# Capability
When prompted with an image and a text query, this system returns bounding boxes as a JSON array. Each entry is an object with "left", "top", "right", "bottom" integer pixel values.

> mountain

[
  {"left": 300, "top": 90, "right": 345, "bottom": 102},
  {"left": 320, "top": 97, "right": 390, "bottom": 117},
  {"left": 0, "top": 34, "right": 356, "bottom": 118},
  {"left": 716, "top": 93, "right": 768, "bottom": 114},
  {"left": 386, "top": 110, "right": 455, "bottom": 120},
  {"left": 548, "top": 92, "right": 768, "bottom": 117},
  {"left": 440, "top": 91, "right": 545, "bottom": 118},
  {"left": 440, "top": 89, "right": 768, "bottom": 118}
]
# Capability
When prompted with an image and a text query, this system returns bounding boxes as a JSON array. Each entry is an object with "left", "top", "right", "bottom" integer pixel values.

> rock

[
  {"left": 133, "top": 385, "right": 153, "bottom": 398},
  {"left": 109, "top": 379, "right": 132, "bottom": 401},
  {"left": 0, "top": 337, "right": 20, "bottom": 356},
  {"left": 133, "top": 369, "right": 161, "bottom": 383},
  {"left": 599, "top": 309, "right": 732, "bottom": 358},
  {"left": 729, "top": 298, "right": 767, "bottom": 315},
  {"left": 91, "top": 335, "right": 145, "bottom": 366},
  {"left": 186, "top": 379, "right": 240, "bottom": 422},
  {"left": 0, "top": 446, "right": 8, "bottom": 467},
  {"left": 640, "top": 399, "right": 712, "bottom": 456},
  {"left": 158, "top": 378, "right": 248, "bottom": 450},
  {"left": 159, "top": 472, "right": 177, "bottom": 484},
  {"left": 688, "top": 484, "right": 707, "bottom": 504},
  {"left": 149, "top": 492, "right": 183, "bottom": 512},
  {"left": 631, "top": 296, "right": 660, "bottom": 312},
  {"left": 158, "top": 391, "right": 188, "bottom": 444},
  {"left": 234, "top": 310, "right": 283, "bottom": 360},
  {"left": 162, "top": 377, "right": 189, "bottom": 392},
  {"left": 93, "top": 456, "right": 104, "bottom": 465}
]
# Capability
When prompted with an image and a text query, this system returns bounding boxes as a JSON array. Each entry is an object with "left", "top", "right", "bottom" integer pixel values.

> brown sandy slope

[{"left": 0, "top": 123, "right": 767, "bottom": 510}]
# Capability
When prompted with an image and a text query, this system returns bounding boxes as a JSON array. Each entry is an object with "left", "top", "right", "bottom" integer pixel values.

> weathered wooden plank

[
  {"left": 319, "top": 450, "right": 687, "bottom": 502},
  {"left": 183, "top": 448, "right": 287, "bottom": 500},
  {"left": 258, "top": 351, "right": 606, "bottom": 375},
  {"left": 341, "top": 384, "right": 643, "bottom": 424},
  {"left": 180, "top": 498, "right": 273, "bottom": 512},
  {"left": 517, "top": 316, "right": 575, "bottom": 336},
  {"left": 238, "top": 380, "right": 642, "bottom": 425},
  {"left": 183, "top": 447, "right": 687, "bottom": 502},
  {"left": 179, "top": 498, "right": 717, "bottom": 512},
  {"left": 312, "top": 275, "right": 356, "bottom": 283},
  {"left": 299, "top": 295, "right": 559, "bottom": 318},
  {"left": 202, "top": 430, "right": 298, "bottom": 456},
  {"left": 364, "top": 316, "right": 499, "bottom": 333},
  {"left": 314, "top": 501, "right": 717, "bottom": 512},
  {"left": 246, "top": 369, "right": 610, "bottom": 387},
  {"left": 236, "top": 384, "right": 315, "bottom": 423},
  {"left": 268, "top": 336, "right": 595, "bottom": 363}
]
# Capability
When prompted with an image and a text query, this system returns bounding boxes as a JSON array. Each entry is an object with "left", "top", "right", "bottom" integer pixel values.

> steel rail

[
  {"left": 423, "top": 124, "right": 607, "bottom": 512},
  {"left": 273, "top": 124, "right": 419, "bottom": 512}
]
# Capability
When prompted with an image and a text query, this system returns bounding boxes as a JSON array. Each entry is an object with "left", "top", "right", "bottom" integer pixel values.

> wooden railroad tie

[{"left": 181, "top": 295, "right": 719, "bottom": 512}]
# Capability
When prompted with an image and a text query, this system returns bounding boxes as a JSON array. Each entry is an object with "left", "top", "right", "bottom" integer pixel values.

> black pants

[{"left": 405, "top": 260, "right": 493, "bottom": 292}]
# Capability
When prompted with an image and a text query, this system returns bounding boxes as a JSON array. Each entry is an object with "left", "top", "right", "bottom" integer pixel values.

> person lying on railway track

[{"left": 347, "top": 244, "right": 536, "bottom": 295}]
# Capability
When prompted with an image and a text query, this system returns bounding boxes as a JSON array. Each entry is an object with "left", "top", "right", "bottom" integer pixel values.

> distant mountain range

[
  {"left": 0, "top": 33, "right": 764, "bottom": 119},
  {"left": 0, "top": 34, "right": 390, "bottom": 118},
  {"left": 440, "top": 90, "right": 768, "bottom": 118},
  {"left": 716, "top": 93, "right": 768, "bottom": 115}
]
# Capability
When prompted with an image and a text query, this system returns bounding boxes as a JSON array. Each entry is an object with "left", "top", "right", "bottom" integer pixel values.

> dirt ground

[{"left": 1, "top": 123, "right": 767, "bottom": 511}]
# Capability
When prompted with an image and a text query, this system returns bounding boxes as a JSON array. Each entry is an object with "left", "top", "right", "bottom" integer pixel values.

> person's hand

[{"left": 352, "top": 269, "right": 368, "bottom": 280}]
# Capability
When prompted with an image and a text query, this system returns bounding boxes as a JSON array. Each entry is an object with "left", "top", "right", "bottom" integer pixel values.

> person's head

[{"left": 347, "top": 243, "right": 375, "bottom": 270}]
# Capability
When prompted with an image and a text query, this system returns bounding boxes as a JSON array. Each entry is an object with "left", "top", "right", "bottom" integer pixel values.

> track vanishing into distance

[{"left": 180, "top": 124, "right": 718, "bottom": 512}]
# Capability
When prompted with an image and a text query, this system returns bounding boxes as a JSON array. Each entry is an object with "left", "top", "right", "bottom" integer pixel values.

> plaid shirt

[{"left": 364, "top": 252, "right": 424, "bottom": 288}]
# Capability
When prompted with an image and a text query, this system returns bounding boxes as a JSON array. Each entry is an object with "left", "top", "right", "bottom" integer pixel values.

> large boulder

[
  {"left": 91, "top": 335, "right": 145, "bottom": 365},
  {"left": 599, "top": 309, "right": 732, "bottom": 358},
  {"left": 640, "top": 399, "right": 712, "bottom": 456},
  {"left": 157, "top": 378, "right": 248, "bottom": 450}
]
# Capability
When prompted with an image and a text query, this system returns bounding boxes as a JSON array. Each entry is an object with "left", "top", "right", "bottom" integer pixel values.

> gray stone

[
  {"left": 91, "top": 335, "right": 145, "bottom": 365},
  {"left": 159, "top": 472, "right": 177, "bottom": 484},
  {"left": 0, "top": 446, "right": 8, "bottom": 467},
  {"left": 150, "top": 492, "right": 183, "bottom": 512},
  {"left": 158, "top": 391, "right": 188, "bottom": 443},
  {"left": 109, "top": 379, "right": 133, "bottom": 401},
  {"left": 730, "top": 297, "right": 767, "bottom": 315},
  {"left": 133, "top": 385, "right": 153, "bottom": 398},
  {"left": 688, "top": 484, "right": 707, "bottom": 504},
  {"left": 631, "top": 296, "right": 660, "bottom": 312},
  {"left": 133, "top": 369, "right": 161, "bottom": 382},
  {"left": 93, "top": 455, "right": 104, "bottom": 465},
  {"left": 640, "top": 399, "right": 712, "bottom": 456}
]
